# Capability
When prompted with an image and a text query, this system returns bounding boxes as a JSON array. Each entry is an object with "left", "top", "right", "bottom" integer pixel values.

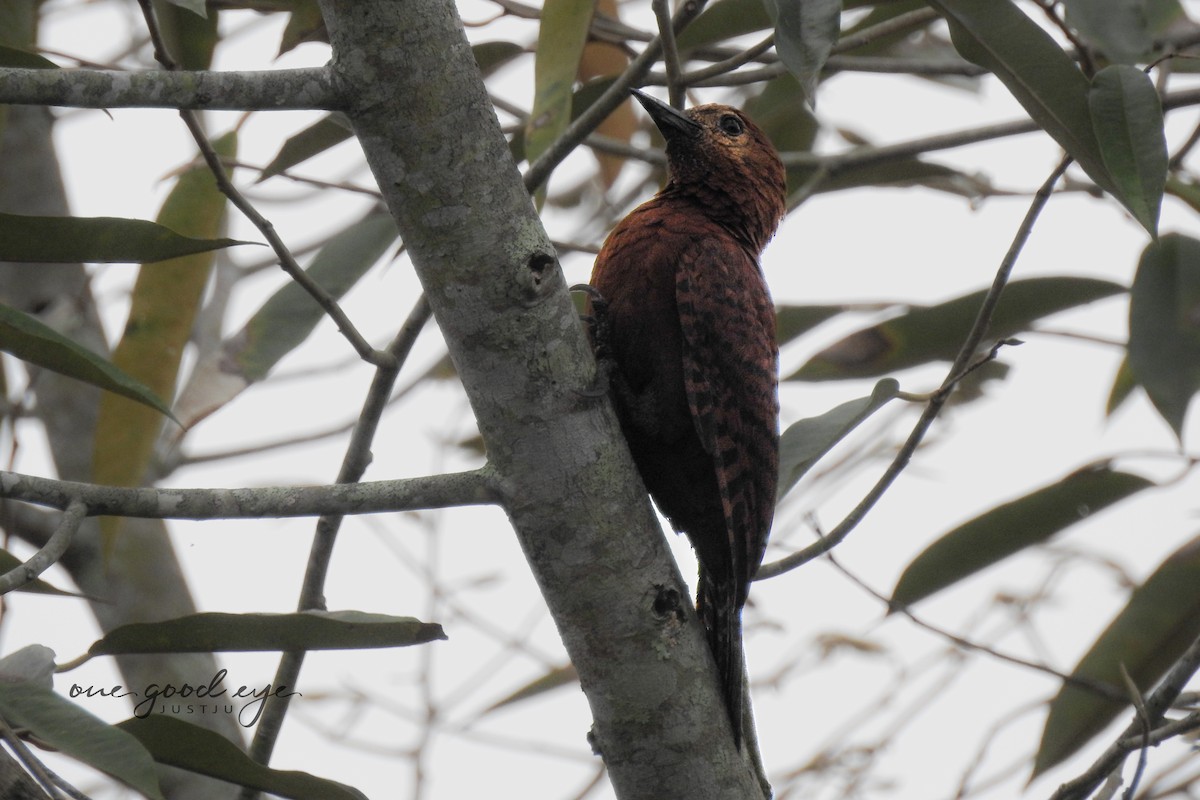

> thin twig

[
  {"left": 663, "top": 35, "right": 774, "bottom": 88},
  {"left": 759, "top": 154, "right": 1073, "bottom": 579},
  {"left": 1050, "top": 632, "right": 1200, "bottom": 800},
  {"left": 833, "top": 8, "right": 941, "bottom": 55},
  {"left": 652, "top": 0, "right": 684, "bottom": 108},
  {"left": 1118, "top": 664, "right": 1150, "bottom": 800},
  {"left": 135, "top": 0, "right": 391, "bottom": 369},
  {"left": 522, "top": 0, "right": 708, "bottom": 192},
  {"left": 822, "top": 548, "right": 1126, "bottom": 702},
  {"left": 0, "top": 499, "right": 85, "bottom": 594},
  {"left": 0, "top": 712, "right": 75, "bottom": 799},
  {"left": 243, "top": 295, "right": 433, "bottom": 785}
]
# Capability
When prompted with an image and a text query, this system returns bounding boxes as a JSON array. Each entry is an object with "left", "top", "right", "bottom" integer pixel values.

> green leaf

[
  {"left": 1105, "top": 355, "right": 1136, "bottom": 417},
  {"left": 0, "top": 212, "right": 249, "bottom": 263},
  {"left": 891, "top": 467, "right": 1153, "bottom": 608},
  {"left": 1128, "top": 233, "right": 1200, "bottom": 439},
  {"left": 677, "top": 0, "right": 771, "bottom": 50},
  {"left": 259, "top": 114, "right": 353, "bottom": 181},
  {"left": 163, "top": 0, "right": 206, "bottom": 18},
  {"left": 746, "top": 74, "right": 819, "bottom": 170},
  {"left": 1063, "top": 0, "right": 1154, "bottom": 64},
  {"left": 789, "top": 276, "right": 1125, "bottom": 381},
  {"left": 88, "top": 611, "right": 446, "bottom": 656},
  {"left": 777, "top": 378, "right": 899, "bottom": 502},
  {"left": 776, "top": 304, "right": 846, "bottom": 346},
  {"left": 150, "top": 0, "right": 217, "bottom": 71},
  {"left": 799, "top": 156, "right": 994, "bottom": 199},
  {"left": 0, "top": 681, "right": 164, "bottom": 799},
  {"left": 0, "top": 548, "right": 89, "bottom": 597},
  {"left": 93, "top": 132, "right": 237, "bottom": 548},
  {"left": 839, "top": 0, "right": 930, "bottom": 54},
  {"left": 278, "top": 0, "right": 325, "bottom": 55},
  {"left": 1088, "top": 65, "right": 1166, "bottom": 236},
  {"left": 759, "top": 0, "right": 840, "bottom": 102},
  {"left": 119, "top": 716, "right": 367, "bottom": 800},
  {"left": 1034, "top": 534, "right": 1200, "bottom": 777},
  {"left": 928, "top": 0, "right": 1118, "bottom": 199},
  {"left": 172, "top": 211, "right": 397, "bottom": 429},
  {"left": 525, "top": 0, "right": 594, "bottom": 175},
  {"left": 473, "top": 40, "right": 526, "bottom": 77},
  {"left": 0, "top": 302, "right": 174, "bottom": 418},
  {"left": 0, "top": 44, "right": 58, "bottom": 69},
  {"left": 0, "top": 645, "right": 55, "bottom": 687},
  {"left": 484, "top": 663, "right": 579, "bottom": 712}
]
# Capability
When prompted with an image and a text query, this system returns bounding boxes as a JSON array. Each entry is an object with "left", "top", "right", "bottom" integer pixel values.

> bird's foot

[{"left": 571, "top": 283, "right": 615, "bottom": 397}]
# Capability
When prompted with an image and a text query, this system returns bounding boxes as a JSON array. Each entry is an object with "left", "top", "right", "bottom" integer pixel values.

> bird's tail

[{"left": 698, "top": 566, "right": 745, "bottom": 746}]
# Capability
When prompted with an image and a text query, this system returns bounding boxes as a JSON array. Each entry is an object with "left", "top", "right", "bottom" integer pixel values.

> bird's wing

[{"left": 676, "top": 240, "right": 779, "bottom": 594}]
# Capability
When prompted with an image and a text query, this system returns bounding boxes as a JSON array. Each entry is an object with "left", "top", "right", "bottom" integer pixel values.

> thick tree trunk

[{"left": 318, "top": 1, "right": 765, "bottom": 797}]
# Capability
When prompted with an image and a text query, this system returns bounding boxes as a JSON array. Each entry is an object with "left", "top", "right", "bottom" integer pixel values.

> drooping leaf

[
  {"left": 839, "top": 0, "right": 930, "bottom": 54},
  {"left": 0, "top": 548, "right": 91, "bottom": 597},
  {"left": 0, "top": 44, "right": 58, "bottom": 69},
  {"left": 484, "top": 663, "right": 579, "bottom": 712},
  {"left": 1105, "top": 355, "right": 1136, "bottom": 417},
  {"left": 777, "top": 378, "right": 899, "bottom": 502},
  {"left": 677, "top": 0, "right": 771, "bottom": 50},
  {"left": 747, "top": 74, "right": 819, "bottom": 171},
  {"left": 1088, "top": 65, "right": 1166, "bottom": 237},
  {"left": 891, "top": 466, "right": 1153, "bottom": 608},
  {"left": 88, "top": 610, "right": 446, "bottom": 656},
  {"left": 1033, "top": 534, "right": 1200, "bottom": 777},
  {"left": 0, "top": 681, "right": 164, "bottom": 800},
  {"left": 119, "top": 716, "right": 367, "bottom": 800},
  {"left": 162, "top": 0, "right": 207, "bottom": 17},
  {"left": 93, "top": 133, "right": 237, "bottom": 549},
  {"left": 1166, "top": 174, "right": 1200, "bottom": 214},
  {"left": 759, "top": 0, "right": 840, "bottom": 102},
  {"left": 776, "top": 304, "right": 847, "bottom": 346},
  {"left": 789, "top": 277, "right": 1125, "bottom": 381},
  {"left": 928, "top": 0, "right": 1119, "bottom": 200},
  {"left": 0, "top": 645, "right": 56, "bottom": 686},
  {"left": 0, "top": 212, "right": 248, "bottom": 263},
  {"left": 525, "top": 0, "right": 594, "bottom": 182},
  {"left": 259, "top": 114, "right": 353, "bottom": 181},
  {"left": 278, "top": 0, "right": 326, "bottom": 55},
  {"left": 1127, "top": 233, "right": 1200, "bottom": 439},
  {"left": 151, "top": 0, "right": 217, "bottom": 70},
  {"left": 172, "top": 210, "right": 397, "bottom": 430},
  {"left": 473, "top": 41, "right": 526, "bottom": 77},
  {"left": 1063, "top": 0, "right": 1154, "bottom": 64},
  {"left": 579, "top": 0, "right": 634, "bottom": 188},
  {"left": 802, "top": 156, "right": 995, "bottom": 199},
  {"left": 0, "top": 302, "right": 174, "bottom": 418}
]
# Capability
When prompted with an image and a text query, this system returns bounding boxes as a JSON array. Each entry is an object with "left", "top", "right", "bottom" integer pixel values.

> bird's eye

[{"left": 718, "top": 114, "right": 744, "bottom": 136}]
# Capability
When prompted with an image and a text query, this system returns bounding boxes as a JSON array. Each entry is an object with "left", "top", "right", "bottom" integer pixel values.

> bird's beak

[{"left": 631, "top": 88, "right": 701, "bottom": 139}]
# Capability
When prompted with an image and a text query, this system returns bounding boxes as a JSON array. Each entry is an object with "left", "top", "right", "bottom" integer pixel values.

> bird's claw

[
  {"left": 570, "top": 283, "right": 612, "bottom": 355},
  {"left": 571, "top": 283, "right": 615, "bottom": 397}
]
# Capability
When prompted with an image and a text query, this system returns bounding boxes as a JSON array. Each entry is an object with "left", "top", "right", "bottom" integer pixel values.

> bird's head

[{"left": 631, "top": 88, "right": 787, "bottom": 252}]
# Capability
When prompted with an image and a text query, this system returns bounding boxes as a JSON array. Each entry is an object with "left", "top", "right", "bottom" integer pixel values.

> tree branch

[
  {"left": 0, "top": 499, "right": 85, "bottom": 594},
  {"left": 245, "top": 295, "right": 433, "bottom": 776},
  {"left": 522, "top": 0, "right": 708, "bottom": 192},
  {"left": 0, "top": 66, "right": 339, "bottom": 109},
  {"left": 760, "top": 155, "right": 1073, "bottom": 578},
  {"left": 0, "top": 469, "right": 499, "bottom": 519},
  {"left": 1050, "top": 633, "right": 1200, "bottom": 800}
]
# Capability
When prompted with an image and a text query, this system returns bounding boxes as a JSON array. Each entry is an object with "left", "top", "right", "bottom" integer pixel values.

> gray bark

[{"left": 318, "top": 1, "right": 765, "bottom": 797}]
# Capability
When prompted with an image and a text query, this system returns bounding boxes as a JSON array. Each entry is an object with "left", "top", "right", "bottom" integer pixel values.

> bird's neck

[{"left": 659, "top": 181, "right": 781, "bottom": 254}]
